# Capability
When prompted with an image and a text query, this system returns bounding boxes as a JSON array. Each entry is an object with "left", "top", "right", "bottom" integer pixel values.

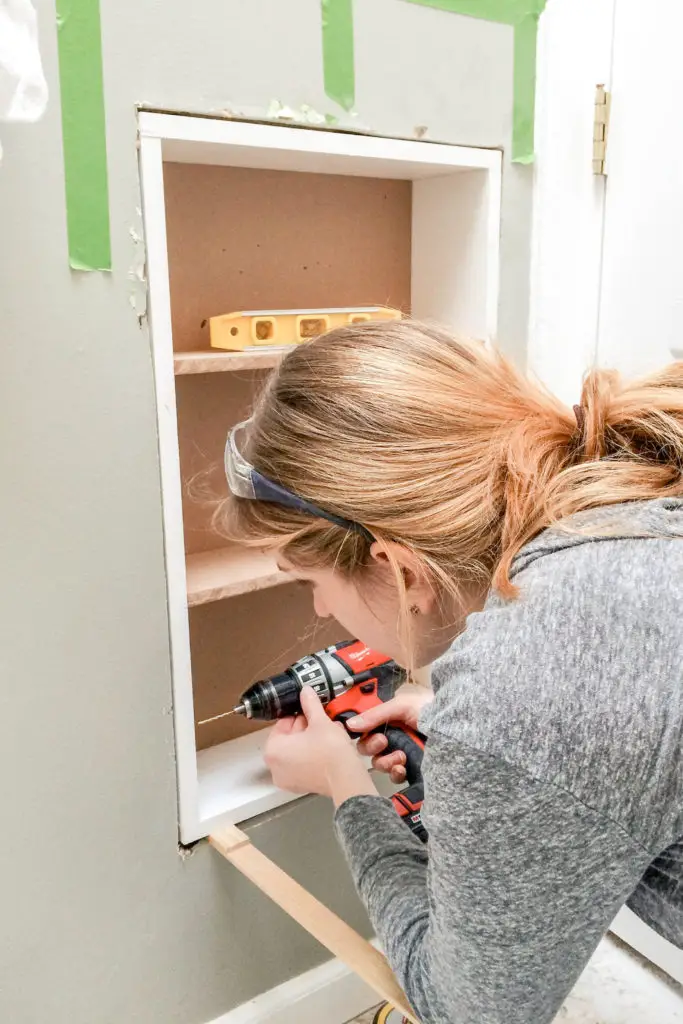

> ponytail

[{"left": 494, "top": 363, "right": 683, "bottom": 594}]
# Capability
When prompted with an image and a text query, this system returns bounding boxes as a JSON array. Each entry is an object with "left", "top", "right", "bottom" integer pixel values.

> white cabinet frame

[{"left": 139, "top": 112, "right": 501, "bottom": 843}]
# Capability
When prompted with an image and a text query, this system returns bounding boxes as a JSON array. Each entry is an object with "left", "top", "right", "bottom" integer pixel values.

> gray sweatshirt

[{"left": 335, "top": 498, "right": 683, "bottom": 1024}]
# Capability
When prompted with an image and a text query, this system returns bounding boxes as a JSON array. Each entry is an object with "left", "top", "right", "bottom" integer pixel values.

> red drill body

[{"left": 234, "top": 640, "right": 427, "bottom": 842}]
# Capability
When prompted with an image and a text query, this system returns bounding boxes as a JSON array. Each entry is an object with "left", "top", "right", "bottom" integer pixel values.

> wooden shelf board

[
  {"left": 197, "top": 729, "right": 300, "bottom": 827},
  {"left": 186, "top": 546, "right": 291, "bottom": 606},
  {"left": 174, "top": 348, "right": 290, "bottom": 374}
]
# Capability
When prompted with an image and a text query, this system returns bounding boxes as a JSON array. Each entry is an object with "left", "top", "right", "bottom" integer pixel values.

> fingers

[
  {"left": 357, "top": 732, "right": 388, "bottom": 757},
  {"left": 345, "top": 697, "right": 407, "bottom": 733},
  {"left": 371, "top": 749, "right": 407, "bottom": 776},
  {"left": 300, "top": 685, "right": 327, "bottom": 722},
  {"left": 358, "top": 736, "right": 408, "bottom": 781},
  {"left": 272, "top": 715, "right": 306, "bottom": 734}
]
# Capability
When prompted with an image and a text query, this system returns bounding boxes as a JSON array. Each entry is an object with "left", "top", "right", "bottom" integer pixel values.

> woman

[{"left": 218, "top": 320, "right": 683, "bottom": 1024}]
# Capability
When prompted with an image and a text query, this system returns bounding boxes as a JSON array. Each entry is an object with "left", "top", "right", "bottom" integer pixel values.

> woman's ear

[{"left": 369, "top": 540, "right": 436, "bottom": 615}]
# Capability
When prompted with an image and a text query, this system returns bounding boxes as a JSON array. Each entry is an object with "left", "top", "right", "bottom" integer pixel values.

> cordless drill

[{"left": 233, "top": 640, "right": 428, "bottom": 842}]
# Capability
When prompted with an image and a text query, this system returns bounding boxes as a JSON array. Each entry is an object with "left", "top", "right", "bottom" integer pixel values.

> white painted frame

[
  {"left": 139, "top": 112, "right": 501, "bottom": 843},
  {"left": 139, "top": 134, "right": 200, "bottom": 840}
]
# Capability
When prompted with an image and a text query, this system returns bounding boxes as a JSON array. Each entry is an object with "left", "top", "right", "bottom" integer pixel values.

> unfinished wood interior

[
  {"left": 163, "top": 163, "right": 413, "bottom": 361},
  {"left": 191, "top": 586, "right": 348, "bottom": 749},
  {"left": 175, "top": 370, "right": 269, "bottom": 555},
  {"left": 186, "top": 545, "right": 290, "bottom": 607}
]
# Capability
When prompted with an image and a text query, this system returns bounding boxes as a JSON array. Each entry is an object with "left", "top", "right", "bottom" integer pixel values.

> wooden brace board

[{"left": 210, "top": 824, "right": 419, "bottom": 1022}]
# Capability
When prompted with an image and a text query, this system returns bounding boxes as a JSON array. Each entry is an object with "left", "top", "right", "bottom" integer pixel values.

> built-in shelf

[
  {"left": 186, "top": 546, "right": 290, "bottom": 606},
  {"left": 174, "top": 348, "right": 289, "bottom": 374},
  {"left": 141, "top": 111, "right": 501, "bottom": 842}
]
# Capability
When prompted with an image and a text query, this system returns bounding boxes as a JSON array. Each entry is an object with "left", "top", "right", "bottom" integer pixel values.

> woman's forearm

[{"left": 328, "top": 762, "right": 379, "bottom": 807}]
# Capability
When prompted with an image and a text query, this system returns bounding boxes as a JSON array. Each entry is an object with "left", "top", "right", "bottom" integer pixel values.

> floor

[
  {"left": 349, "top": 1009, "right": 383, "bottom": 1024},
  {"left": 347, "top": 935, "right": 683, "bottom": 1023}
]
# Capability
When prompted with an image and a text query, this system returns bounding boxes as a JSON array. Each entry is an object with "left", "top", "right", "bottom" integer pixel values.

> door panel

[{"left": 597, "top": 0, "right": 683, "bottom": 375}]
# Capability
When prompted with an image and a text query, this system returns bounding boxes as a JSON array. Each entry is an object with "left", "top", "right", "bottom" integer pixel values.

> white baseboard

[
  {"left": 208, "top": 952, "right": 379, "bottom": 1024},
  {"left": 207, "top": 918, "right": 683, "bottom": 1024},
  {"left": 610, "top": 907, "right": 683, "bottom": 985}
]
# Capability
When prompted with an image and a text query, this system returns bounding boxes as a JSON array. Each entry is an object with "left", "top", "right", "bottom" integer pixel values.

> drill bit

[{"left": 198, "top": 706, "right": 243, "bottom": 726}]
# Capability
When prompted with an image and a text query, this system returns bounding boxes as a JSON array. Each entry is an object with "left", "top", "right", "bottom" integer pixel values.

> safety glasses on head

[{"left": 225, "top": 420, "right": 374, "bottom": 542}]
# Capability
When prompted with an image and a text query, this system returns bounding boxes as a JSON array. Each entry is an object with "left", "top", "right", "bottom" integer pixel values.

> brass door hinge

[{"left": 593, "top": 84, "right": 611, "bottom": 175}]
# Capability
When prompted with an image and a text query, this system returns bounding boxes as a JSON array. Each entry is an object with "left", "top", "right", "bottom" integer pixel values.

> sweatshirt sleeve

[{"left": 334, "top": 730, "right": 654, "bottom": 1024}]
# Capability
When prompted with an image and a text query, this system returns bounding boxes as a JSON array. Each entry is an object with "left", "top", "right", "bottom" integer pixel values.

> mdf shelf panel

[
  {"left": 186, "top": 546, "right": 290, "bottom": 606},
  {"left": 163, "top": 163, "right": 412, "bottom": 356},
  {"left": 174, "top": 348, "right": 289, "bottom": 374},
  {"left": 175, "top": 371, "right": 268, "bottom": 557}
]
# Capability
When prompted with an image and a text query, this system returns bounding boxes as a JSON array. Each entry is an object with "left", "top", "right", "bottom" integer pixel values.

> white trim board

[
  {"left": 139, "top": 112, "right": 500, "bottom": 180},
  {"left": 610, "top": 908, "right": 683, "bottom": 986},
  {"left": 206, "top": 951, "right": 378, "bottom": 1024},
  {"left": 206, "top": 929, "right": 683, "bottom": 1024},
  {"left": 138, "top": 135, "right": 200, "bottom": 838}
]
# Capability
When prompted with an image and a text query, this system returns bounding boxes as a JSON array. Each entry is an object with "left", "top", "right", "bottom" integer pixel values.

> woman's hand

[
  {"left": 264, "top": 686, "right": 378, "bottom": 805},
  {"left": 346, "top": 686, "right": 434, "bottom": 784}
]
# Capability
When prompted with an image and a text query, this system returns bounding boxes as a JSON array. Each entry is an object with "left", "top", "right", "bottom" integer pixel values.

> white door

[
  {"left": 597, "top": 6, "right": 683, "bottom": 977},
  {"left": 529, "top": 0, "right": 683, "bottom": 400},
  {"left": 597, "top": 0, "right": 683, "bottom": 375},
  {"left": 529, "top": 0, "right": 683, "bottom": 984}
]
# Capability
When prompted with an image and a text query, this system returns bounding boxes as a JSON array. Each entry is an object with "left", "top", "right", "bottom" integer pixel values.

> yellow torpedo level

[{"left": 209, "top": 306, "right": 401, "bottom": 352}]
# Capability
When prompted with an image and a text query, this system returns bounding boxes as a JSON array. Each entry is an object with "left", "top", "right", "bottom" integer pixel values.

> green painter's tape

[
  {"left": 322, "top": 0, "right": 355, "bottom": 111},
  {"left": 402, "top": 0, "right": 546, "bottom": 162},
  {"left": 402, "top": 0, "right": 543, "bottom": 22},
  {"left": 512, "top": 14, "right": 539, "bottom": 162},
  {"left": 56, "top": 0, "right": 111, "bottom": 271},
  {"left": 319, "top": 0, "right": 546, "bottom": 162}
]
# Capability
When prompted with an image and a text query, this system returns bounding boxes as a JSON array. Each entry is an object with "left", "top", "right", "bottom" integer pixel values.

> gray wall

[{"left": 0, "top": 2, "right": 531, "bottom": 1021}]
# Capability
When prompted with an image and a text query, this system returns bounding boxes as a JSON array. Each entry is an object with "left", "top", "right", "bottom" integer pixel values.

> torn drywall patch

[
  {"left": 127, "top": 208, "right": 147, "bottom": 327},
  {"left": 266, "top": 99, "right": 329, "bottom": 125}
]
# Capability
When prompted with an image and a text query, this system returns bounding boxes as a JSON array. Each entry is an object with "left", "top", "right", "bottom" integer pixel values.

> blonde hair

[{"left": 215, "top": 320, "right": 683, "bottom": 614}]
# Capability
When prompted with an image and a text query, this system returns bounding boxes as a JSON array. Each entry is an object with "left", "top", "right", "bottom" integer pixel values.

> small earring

[{"left": 410, "top": 605, "right": 420, "bottom": 616}]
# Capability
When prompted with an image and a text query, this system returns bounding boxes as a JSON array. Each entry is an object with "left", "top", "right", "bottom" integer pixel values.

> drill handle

[{"left": 370, "top": 724, "right": 425, "bottom": 787}]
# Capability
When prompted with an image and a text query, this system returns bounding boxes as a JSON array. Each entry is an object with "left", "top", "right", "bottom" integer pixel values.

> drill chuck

[{"left": 232, "top": 669, "right": 301, "bottom": 720}]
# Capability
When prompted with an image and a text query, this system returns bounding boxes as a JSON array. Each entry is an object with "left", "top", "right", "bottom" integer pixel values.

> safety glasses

[{"left": 225, "top": 420, "right": 374, "bottom": 542}]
